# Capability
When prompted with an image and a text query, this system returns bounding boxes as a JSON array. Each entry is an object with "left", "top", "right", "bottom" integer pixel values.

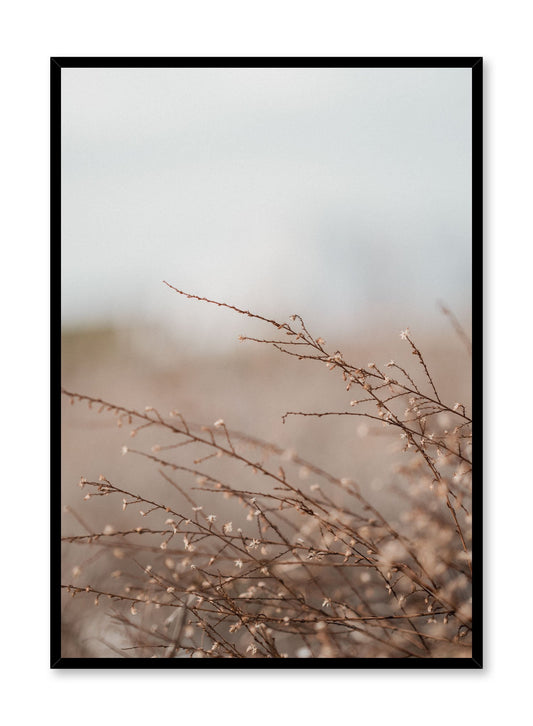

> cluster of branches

[{"left": 61, "top": 284, "right": 472, "bottom": 659}]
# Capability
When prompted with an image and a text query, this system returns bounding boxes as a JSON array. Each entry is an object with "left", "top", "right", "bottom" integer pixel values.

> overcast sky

[{"left": 61, "top": 66, "right": 472, "bottom": 343}]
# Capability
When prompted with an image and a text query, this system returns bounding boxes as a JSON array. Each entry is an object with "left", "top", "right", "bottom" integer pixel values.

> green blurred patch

[{"left": 61, "top": 326, "right": 122, "bottom": 375}]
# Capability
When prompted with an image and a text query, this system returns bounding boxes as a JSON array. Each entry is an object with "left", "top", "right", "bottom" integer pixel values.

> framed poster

[{"left": 53, "top": 57, "right": 481, "bottom": 667}]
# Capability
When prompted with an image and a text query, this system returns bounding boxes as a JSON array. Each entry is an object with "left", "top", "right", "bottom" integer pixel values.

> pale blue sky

[{"left": 61, "top": 66, "right": 471, "bottom": 343}]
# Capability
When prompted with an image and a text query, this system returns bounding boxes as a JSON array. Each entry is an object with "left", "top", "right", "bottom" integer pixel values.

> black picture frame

[{"left": 52, "top": 56, "right": 482, "bottom": 669}]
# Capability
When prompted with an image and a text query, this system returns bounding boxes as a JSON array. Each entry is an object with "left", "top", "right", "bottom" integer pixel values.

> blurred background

[
  {"left": 61, "top": 66, "right": 471, "bottom": 340},
  {"left": 61, "top": 66, "right": 472, "bottom": 655}
]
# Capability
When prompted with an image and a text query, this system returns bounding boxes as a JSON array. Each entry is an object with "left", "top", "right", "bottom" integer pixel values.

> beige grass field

[{"left": 61, "top": 305, "right": 472, "bottom": 659}]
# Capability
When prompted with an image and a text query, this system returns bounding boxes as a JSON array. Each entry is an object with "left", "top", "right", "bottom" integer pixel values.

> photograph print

[{"left": 54, "top": 57, "right": 481, "bottom": 667}]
